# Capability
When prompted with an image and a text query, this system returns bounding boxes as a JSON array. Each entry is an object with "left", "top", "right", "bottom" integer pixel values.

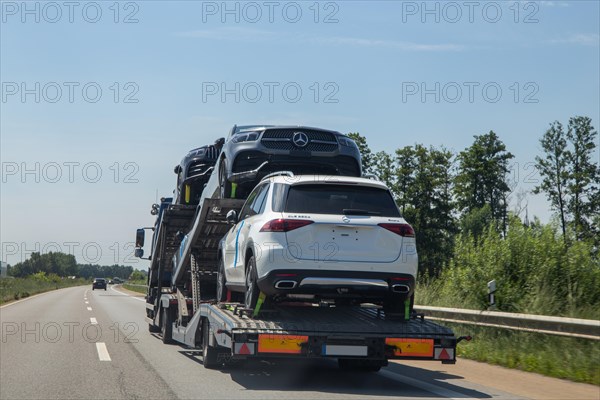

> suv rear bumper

[{"left": 256, "top": 269, "right": 414, "bottom": 299}]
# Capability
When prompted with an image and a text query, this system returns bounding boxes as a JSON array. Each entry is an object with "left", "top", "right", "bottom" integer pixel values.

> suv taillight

[
  {"left": 260, "top": 219, "right": 314, "bottom": 232},
  {"left": 378, "top": 223, "right": 415, "bottom": 237}
]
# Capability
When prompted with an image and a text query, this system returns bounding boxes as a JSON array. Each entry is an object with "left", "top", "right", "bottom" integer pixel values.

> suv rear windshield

[{"left": 284, "top": 184, "right": 400, "bottom": 217}]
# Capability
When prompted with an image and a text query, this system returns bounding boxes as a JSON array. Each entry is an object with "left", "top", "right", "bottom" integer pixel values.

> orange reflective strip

[
  {"left": 258, "top": 334, "right": 308, "bottom": 354},
  {"left": 385, "top": 338, "right": 434, "bottom": 357}
]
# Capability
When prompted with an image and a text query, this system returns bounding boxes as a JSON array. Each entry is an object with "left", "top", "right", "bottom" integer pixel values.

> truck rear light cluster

[
  {"left": 378, "top": 223, "right": 415, "bottom": 237},
  {"left": 260, "top": 219, "right": 314, "bottom": 232}
]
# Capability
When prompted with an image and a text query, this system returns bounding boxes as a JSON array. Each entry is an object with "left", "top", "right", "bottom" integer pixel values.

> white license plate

[{"left": 323, "top": 345, "right": 368, "bottom": 356}]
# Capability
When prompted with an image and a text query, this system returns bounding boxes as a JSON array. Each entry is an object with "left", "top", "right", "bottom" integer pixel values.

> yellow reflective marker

[
  {"left": 258, "top": 334, "right": 308, "bottom": 354},
  {"left": 385, "top": 338, "right": 434, "bottom": 357}
]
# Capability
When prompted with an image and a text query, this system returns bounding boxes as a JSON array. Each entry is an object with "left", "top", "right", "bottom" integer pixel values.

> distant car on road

[{"left": 92, "top": 278, "right": 107, "bottom": 291}]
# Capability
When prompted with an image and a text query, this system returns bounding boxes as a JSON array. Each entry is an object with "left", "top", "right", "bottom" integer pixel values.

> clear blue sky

[{"left": 1, "top": 0, "right": 599, "bottom": 267}]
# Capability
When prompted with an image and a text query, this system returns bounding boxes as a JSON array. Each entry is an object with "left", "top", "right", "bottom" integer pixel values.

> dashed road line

[
  {"left": 96, "top": 342, "right": 111, "bottom": 361},
  {"left": 87, "top": 307, "right": 92, "bottom": 311},
  {"left": 85, "top": 301, "right": 89, "bottom": 304},
  {"left": 90, "top": 317, "right": 98, "bottom": 325}
]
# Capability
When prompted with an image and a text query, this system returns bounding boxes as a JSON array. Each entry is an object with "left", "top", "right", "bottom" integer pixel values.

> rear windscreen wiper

[{"left": 342, "top": 209, "right": 381, "bottom": 216}]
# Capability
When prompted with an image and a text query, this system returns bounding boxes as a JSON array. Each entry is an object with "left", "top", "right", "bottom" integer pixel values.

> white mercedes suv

[{"left": 216, "top": 173, "right": 418, "bottom": 315}]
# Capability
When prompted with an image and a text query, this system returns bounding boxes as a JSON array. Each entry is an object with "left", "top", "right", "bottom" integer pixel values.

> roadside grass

[
  {"left": 0, "top": 276, "right": 88, "bottom": 305},
  {"left": 122, "top": 280, "right": 147, "bottom": 294},
  {"left": 449, "top": 322, "right": 600, "bottom": 386},
  {"left": 416, "top": 283, "right": 600, "bottom": 385}
]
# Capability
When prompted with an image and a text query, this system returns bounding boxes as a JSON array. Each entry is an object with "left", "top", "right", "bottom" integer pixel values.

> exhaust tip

[
  {"left": 275, "top": 280, "right": 297, "bottom": 290},
  {"left": 391, "top": 284, "right": 410, "bottom": 294}
]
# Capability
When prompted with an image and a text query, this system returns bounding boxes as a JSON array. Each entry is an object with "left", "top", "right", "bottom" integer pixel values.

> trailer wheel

[
  {"left": 161, "top": 307, "right": 173, "bottom": 344},
  {"left": 216, "top": 258, "right": 227, "bottom": 303},
  {"left": 219, "top": 159, "right": 232, "bottom": 199},
  {"left": 202, "top": 319, "right": 220, "bottom": 369},
  {"left": 244, "top": 256, "right": 259, "bottom": 310}
]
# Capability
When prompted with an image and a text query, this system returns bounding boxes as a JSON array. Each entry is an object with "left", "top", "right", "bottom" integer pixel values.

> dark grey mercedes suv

[{"left": 216, "top": 125, "right": 362, "bottom": 198}]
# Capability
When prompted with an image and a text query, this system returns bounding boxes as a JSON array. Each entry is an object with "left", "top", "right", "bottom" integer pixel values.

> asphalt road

[{"left": 1, "top": 286, "right": 598, "bottom": 400}]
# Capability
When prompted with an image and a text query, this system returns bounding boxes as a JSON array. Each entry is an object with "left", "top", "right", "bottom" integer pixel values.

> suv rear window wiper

[{"left": 342, "top": 209, "right": 381, "bottom": 216}]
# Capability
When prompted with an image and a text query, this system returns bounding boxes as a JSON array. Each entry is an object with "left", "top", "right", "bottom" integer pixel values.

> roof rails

[{"left": 261, "top": 171, "right": 295, "bottom": 181}]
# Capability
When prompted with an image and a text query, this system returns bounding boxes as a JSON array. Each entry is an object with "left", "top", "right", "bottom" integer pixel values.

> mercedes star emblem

[{"left": 292, "top": 132, "right": 309, "bottom": 148}]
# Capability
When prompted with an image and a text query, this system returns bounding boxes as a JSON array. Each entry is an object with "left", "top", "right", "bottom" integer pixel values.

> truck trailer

[{"left": 135, "top": 129, "right": 467, "bottom": 370}]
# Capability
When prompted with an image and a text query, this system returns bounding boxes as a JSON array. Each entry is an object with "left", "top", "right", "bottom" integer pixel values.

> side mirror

[
  {"left": 150, "top": 204, "right": 159, "bottom": 216},
  {"left": 135, "top": 229, "right": 145, "bottom": 247},
  {"left": 214, "top": 137, "right": 225, "bottom": 147},
  {"left": 226, "top": 210, "right": 238, "bottom": 224},
  {"left": 134, "top": 248, "right": 144, "bottom": 258}
]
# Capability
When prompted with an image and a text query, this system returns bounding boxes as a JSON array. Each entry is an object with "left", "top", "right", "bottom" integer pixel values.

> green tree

[
  {"left": 9, "top": 252, "right": 77, "bottom": 278},
  {"left": 459, "top": 205, "right": 493, "bottom": 239},
  {"left": 406, "top": 145, "right": 456, "bottom": 276},
  {"left": 373, "top": 150, "right": 397, "bottom": 195},
  {"left": 534, "top": 121, "right": 570, "bottom": 238},
  {"left": 455, "top": 131, "right": 514, "bottom": 234},
  {"left": 566, "top": 116, "right": 600, "bottom": 241},
  {"left": 534, "top": 117, "right": 599, "bottom": 242},
  {"left": 347, "top": 132, "right": 373, "bottom": 174},
  {"left": 394, "top": 146, "right": 416, "bottom": 214},
  {"left": 129, "top": 270, "right": 146, "bottom": 281}
]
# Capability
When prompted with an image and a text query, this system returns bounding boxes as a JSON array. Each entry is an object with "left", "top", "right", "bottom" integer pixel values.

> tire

[
  {"left": 161, "top": 307, "right": 173, "bottom": 344},
  {"left": 216, "top": 258, "right": 227, "bottom": 303},
  {"left": 202, "top": 319, "right": 220, "bottom": 369},
  {"left": 244, "top": 256, "right": 259, "bottom": 310},
  {"left": 148, "top": 323, "right": 160, "bottom": 333},
  {"left": 219, "top": 159, "right": 232, "bottom": 199}
]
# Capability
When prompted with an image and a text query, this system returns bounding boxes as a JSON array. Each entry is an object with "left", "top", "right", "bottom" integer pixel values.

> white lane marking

[
  {"left": 96, "top": 342, "right": 111, "bottom": 361},
  {"left": 90, "top": 317, "right": 98, "bottom": 325},
  {"left": 85, "top": 301, "right": 89, "bottom": 304},
  {"left": 1, "top": 286, "right": 85, "bottom": 309},
  {"left": 87, "top": 307, "right": 92, "bottom": 311},
  {"left": 379, "top": 369, "right": 476, "bottom": 400},
  {"left": 110, "top": 285, "right": 145, "bottom": 302}
]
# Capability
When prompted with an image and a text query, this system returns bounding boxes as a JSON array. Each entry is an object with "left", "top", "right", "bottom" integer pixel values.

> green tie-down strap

[
  {"left": 404, "top": 299, "right": 410, "bottom": 320},
  {"left": 253, "top": 292, "right": 266, "bottom": 318},
  {"left": 231, "top": 182, "right": 237, "bottom": 198}
]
